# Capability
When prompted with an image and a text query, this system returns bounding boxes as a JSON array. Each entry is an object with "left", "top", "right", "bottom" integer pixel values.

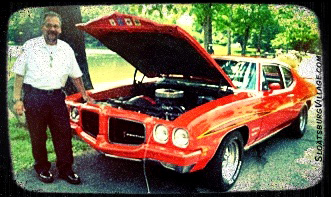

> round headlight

[
  {"left": 153, "top": 125, "right": 169, "bottom": 144},
  {"left": 70, "top": 107, "right": 79, "bottom": 122},
  {"left": 173, "top": 129, "right": 189, "bottom": 148}
]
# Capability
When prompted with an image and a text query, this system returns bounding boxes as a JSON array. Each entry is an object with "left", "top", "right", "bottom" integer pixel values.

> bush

[{"left": 276, "top": 53, "right": 300, "bottom": 69}]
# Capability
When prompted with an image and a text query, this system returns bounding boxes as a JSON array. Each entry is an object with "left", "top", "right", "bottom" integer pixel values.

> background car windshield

[{"left": 226, "top": 62, "right": 257, "bottom": 90}]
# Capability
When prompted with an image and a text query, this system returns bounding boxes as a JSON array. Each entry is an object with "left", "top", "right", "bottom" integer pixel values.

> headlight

[
  {"left": 70, "top": 106, "right": 79, "bottom": 122},
  {"left": 153, "top": 125, "right": 169, "bottom": 144},
  {"left": 172, "top": 129, "right": 189, "bottom": 148}
]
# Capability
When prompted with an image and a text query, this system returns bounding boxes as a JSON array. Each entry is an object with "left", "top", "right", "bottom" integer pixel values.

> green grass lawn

[
  {"left": 8, "top": 118, "right": 92, "bottom": 172},
  {"left": 86, "top": 44, "right": 257, "bottom": 84}
]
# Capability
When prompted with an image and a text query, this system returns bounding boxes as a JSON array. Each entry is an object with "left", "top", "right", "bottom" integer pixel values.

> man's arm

[
  {"left": 71, "top": 77, "right": 94, "bottom": 103},
  {"left": 13, "top": 74, "right": 25, "bottom": 115}
]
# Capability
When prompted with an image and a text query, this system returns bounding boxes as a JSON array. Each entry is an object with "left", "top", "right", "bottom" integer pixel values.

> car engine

[{"left": 101, "top": 88, "right": 216, "bottom": 121}]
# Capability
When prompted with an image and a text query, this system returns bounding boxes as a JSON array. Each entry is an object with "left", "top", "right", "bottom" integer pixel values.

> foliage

[
  {"left": 270, "top": 5, "right": 320, "bottom": 53},
  {"left": 190, "top": 4, "right": 213, "bottom": 49},
  {"left": 249, "top": 5, "right": 280, "bottom": 53},
  {"left": 8, "top": 8, "right": 44, "bottom": 45},
  {"left": 7, "top": 4, "right": 321, "bottom": 55}
]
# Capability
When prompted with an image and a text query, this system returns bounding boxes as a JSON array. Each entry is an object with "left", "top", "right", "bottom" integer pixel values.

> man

[
  {"left": 12, "top": 11, "right": 93, "bottom": 184},
  {"left": 207, "top": 44, "right": 214, "bottom": 55}
]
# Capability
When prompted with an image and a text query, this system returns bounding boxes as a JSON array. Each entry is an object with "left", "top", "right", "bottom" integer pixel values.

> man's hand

[
  {"left": 82, "top": 95, "right": 95, "bottom": 104},
  {"left": 71, "top": 77, "right": 95, "bottom": 103},
  {"left": 13, "top": 101, "right": 25, "bottom": 115}
]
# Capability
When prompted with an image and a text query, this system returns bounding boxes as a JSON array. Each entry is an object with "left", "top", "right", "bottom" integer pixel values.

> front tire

[{"left": 204, "top": 131, "right": 244, "bottom": 191}]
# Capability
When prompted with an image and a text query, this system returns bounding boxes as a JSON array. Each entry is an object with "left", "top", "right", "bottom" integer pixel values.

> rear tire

[
  {"left": 204, "top": 131, "right": 244, "bottom": 191},
  {"left": 290, "top": 105, "right": 308, "bottom": 138}
]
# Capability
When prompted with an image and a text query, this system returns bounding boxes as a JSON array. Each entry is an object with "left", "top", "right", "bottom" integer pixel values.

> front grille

[
  {"left": 81, "top": 111, "right": 99, "bottom": 137},
  {"left": 108, "top": 118, "right": 145, "bottom": 145}
]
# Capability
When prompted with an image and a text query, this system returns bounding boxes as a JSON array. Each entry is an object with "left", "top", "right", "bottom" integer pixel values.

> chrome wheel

[
  {"left": 204, "top": 131, "right": 243, "bottom": 191},
  {"left": 222, "top": 140, "right": 240, "bottom": 184},
  {"left": 299, "top": 107, "right": 307, "bottom": 132},
  {"left": 290, "top": 105, "right": 308, "bottom": 138}
]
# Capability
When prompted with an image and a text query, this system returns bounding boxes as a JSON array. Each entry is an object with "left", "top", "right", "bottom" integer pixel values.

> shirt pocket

[{"left": 26, "top": 49, "right": 51, "bottom": 76}]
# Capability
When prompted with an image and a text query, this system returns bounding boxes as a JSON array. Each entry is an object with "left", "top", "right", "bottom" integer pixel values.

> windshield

[{"left": 216, "top": 60, "right": 257, "bottom": 90}]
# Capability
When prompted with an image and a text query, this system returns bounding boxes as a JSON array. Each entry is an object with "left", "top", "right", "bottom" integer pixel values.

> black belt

[{"left": 23, "top": 84, "right": 63, "bottom": 95}]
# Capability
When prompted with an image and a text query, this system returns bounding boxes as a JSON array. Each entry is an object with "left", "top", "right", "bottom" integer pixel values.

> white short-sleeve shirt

[{"left": 12, "top": 36, "right": 83, "bottom": 90}]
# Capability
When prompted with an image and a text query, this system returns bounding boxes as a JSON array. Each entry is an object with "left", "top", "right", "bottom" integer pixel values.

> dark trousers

[{"left": 23, "top": 84, "right": 73, "bottom": 174}]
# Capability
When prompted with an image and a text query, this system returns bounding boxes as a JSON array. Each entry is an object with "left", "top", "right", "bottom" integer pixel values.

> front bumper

[
  {"left": 73, "top": 125, "right": 202, "bottom": 173},
  {"left": 99, "top": 151, "right": 197, "bottom": 174}
]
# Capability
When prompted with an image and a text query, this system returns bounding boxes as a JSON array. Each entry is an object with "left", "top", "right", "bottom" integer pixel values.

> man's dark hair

[{"left": 42, "top": 11, "right": 62, "bottom": 26}]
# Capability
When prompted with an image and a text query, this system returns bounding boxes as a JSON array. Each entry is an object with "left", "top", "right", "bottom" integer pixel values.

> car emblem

[
  {"left": 133, "top": 19, "right": 141, "bottom": 26},
  {"left": 116, "top": 18, "right": 124, "bottom": 26},
  {"left": 109, "top": 19, "right": 116, "bottom": 26},
  {"left": 124, "top": 18, "right": 133, "bottom": 26}
]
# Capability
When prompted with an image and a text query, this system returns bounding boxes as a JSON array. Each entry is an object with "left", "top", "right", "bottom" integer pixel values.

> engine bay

[{"left": 94, "top": 79, "right": 233, "bottom": 120}]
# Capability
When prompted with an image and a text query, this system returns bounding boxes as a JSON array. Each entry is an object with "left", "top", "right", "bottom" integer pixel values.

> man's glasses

[{"left": 44, "top": 23, "right": 61, "bottom": 29}]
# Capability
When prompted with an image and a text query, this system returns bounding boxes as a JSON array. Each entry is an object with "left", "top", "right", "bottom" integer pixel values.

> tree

[
  {"left": 232, "top": 4, "right": 260, "bottom": 56},
  {"left": 242, "top": 4, "right": 280, "bottom": 54},
  {"left": 213, "top": 4, "right": 234, "bottom": 55},
  {"left": 8, "top": 8, "right": 43, "bottom": 45},
  {"left": 47, "top": 6, "right": 93, "bottom": 94},
  {"left": 252, "top": 5, "right": 275, "bottom": 53},
  {"left": 191, "top": 3, "right": 213, "bottom": 50},
  {"left": 271, "top": 5, "right": 321, "bottom": 54}
]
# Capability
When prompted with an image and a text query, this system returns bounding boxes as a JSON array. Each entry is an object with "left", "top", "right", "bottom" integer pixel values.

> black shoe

[
  {"left": 37, "top": 170, "right": 54, "bottom": 183},
  {"left": 59, "top": 171, "right": 81, "bottom": 185}
]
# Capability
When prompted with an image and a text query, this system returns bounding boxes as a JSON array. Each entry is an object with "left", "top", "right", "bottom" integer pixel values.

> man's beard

[{"left": 44, "top": 31, "right": 59, "bottom": 45}]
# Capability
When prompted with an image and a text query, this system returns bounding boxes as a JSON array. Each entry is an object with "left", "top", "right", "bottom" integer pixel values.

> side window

[
  {"left": 281, "top": 67, "right": 293, "bottom": 88},
  {"left": 262, "top": 65, "right": 285, "bottom": 89},
  {"left": 261, "top": 70, "right": 268, "bottom": 90}
]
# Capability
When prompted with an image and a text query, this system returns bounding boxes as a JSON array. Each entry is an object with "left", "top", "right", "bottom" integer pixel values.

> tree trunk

[
  {"left": 46, "top": 6, "right": 93, "bottom": 95},
  {"left": 241, "top": 27, "right": 250, "bottom": 56},
  {"left": 227, "top": 5, "right": 233, "bottom": 55},
  {"left": 203, "top": 3, "right": 213, "bottom": 50},
  {"left": 227, "top": 29, "right": 232, "bottom": 55},
  {"left": 257, "top": 26, "right": 263, "bottom": 54}
]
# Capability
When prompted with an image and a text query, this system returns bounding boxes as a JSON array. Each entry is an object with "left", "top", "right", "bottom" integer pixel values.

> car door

[{"left": 257, "top": 64, "right": 295, "bottom": 139}]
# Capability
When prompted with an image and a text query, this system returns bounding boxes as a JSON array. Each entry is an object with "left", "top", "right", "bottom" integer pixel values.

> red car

[{"left": 66, "top": 13, "right": 317, "bottom": 191}]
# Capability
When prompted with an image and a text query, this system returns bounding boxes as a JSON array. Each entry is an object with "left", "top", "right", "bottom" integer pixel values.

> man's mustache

[{"left": 47, "top": 31, "right": 59, "bottom": 36}]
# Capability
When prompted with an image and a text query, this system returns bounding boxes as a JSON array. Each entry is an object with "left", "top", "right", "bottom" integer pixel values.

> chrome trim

[{"left": 103, "top": 153, "right": 142, "bottom": 162}]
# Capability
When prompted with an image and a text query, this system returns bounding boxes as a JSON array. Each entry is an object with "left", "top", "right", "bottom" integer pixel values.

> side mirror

[{"left": 269, "top": 83, "right": 281, "bottom": 91}]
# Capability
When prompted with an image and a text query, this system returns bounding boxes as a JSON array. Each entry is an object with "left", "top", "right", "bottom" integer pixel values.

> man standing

[
  {"left": 12, "top": 11, "right": 93, "bottom": 184},
  {"left": 207, "top": 44, "right": 214, "bottom": 55}
]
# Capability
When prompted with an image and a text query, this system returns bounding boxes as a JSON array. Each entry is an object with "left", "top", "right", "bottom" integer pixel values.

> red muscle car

[{"left": 65, "top": 12, "right": 317, "bottom": 191}]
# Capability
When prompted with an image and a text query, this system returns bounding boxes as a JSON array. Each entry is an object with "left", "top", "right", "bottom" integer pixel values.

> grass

[
  {"left": 8, "top": 118, "right": 92, "bottom": 173},
  {"left": 86, "top": 44, "right": 258, "bottom": 85},
  {"left": 87, "top": 54, "right": 137, "bottom": 84}
]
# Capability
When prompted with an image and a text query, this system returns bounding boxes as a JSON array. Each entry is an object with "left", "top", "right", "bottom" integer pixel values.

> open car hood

[{"left": 76, "top": 12, "right": 234, "bottom": 87}]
